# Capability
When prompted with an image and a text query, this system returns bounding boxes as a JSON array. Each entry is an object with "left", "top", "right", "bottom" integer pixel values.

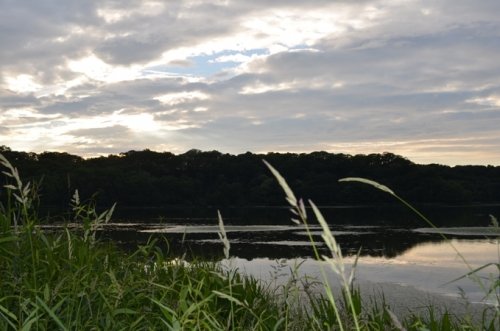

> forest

[{"left": 1, "top": 145, "right": 499, "bottom": 211}]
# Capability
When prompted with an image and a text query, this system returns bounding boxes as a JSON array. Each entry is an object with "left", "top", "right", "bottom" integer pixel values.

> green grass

[{"left": 1, "top": 153, "right": 498, "bottom": 330}]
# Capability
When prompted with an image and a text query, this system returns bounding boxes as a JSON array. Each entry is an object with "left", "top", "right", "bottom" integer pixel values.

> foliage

[
  {"left": 1, "top": 153, "right": 289, "bottom": 330},
  {"left": 0, "top": 152, "right": 498, "bottom": 330},
  {"left": 266, "top": 160, "right": 498, "bottom": 330},
  {"left": 1, "top": 146, "right": 500, "bottom": 213},
  {"left": 338, "top": 176, "right": 499, "bottom": 330}
]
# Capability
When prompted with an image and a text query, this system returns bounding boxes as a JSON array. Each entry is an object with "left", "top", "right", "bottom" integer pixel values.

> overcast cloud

[{"left": 1, "top": 0, "right": 499, "bottom": 165}]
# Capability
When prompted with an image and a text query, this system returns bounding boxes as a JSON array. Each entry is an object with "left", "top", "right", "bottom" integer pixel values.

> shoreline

[
  {"left": 229, "top": 257, "right": 498, "bottom": 326},
  {"left": 354, "top": 281, "right": 495, "bottom": 323}
]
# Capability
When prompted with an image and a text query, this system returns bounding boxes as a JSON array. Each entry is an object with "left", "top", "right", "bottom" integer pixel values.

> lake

[{"left": 91, "top": 204, "right": 500, "bottom": 305}]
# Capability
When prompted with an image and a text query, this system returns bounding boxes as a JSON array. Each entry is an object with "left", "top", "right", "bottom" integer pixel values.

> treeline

[{"left": 1, "top": 146, "right": 499, "bottom": 209}]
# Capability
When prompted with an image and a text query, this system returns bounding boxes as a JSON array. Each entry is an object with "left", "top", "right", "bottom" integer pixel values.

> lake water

[{"left": 96, "top": 205, "right": 500, "bottom": 305}]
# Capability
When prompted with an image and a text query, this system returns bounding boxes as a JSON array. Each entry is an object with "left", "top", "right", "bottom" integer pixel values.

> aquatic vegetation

[
  {"left": 266, "top": 162, "right": 499, "bottom": 330},
  {"left": 0, "top": 152, "right": 498, "bottom": 330},
  {"left": 0, "top": 164, "right": 284, "bottom": 330},
  {"left": 339, "top": 176, "right": 499, "bottom": 327}
]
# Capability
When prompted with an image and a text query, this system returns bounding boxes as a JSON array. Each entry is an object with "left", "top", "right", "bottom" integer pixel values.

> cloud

[
  {"left": 67, "top": 125, "right": 133, "bottom": 141},
  {"left": 1, "top": 0, "right": 500, "bottom": 165}
]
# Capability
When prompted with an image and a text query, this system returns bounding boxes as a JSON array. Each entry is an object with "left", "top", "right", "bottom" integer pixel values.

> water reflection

[
  {"left": 99, "top": 204, "right": 500, "bottom": 260},
  {"left": 344, "top": 240, "right": 498, "bottom": 303},
  {"left": 226, "top": 240, "right": 498, "bottom": 304},
  {"left": 112, "top": 204, "right": 500, "bottom": 227},
  {"left": 92, "top": 219, "right": 499, "bottom": 304},
  {"left": 41, "top": 203, "right": 500, "bottom": 305},
  {"left": 99, "top": 222, "right": 498, "bottom": 262}
]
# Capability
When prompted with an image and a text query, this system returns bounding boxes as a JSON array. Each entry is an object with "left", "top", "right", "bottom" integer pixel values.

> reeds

[
  {"left": 264, "top": 161, "right": 498, "bottom": 330},
  {"left": 339, "top": 177, "right": 499, "bottom": 315},
  {"left": 0, "top": 152, "right": 497, "bottom": 330},
  {"left": 0, "top": 153, "right": 292, "bottom": 330}
]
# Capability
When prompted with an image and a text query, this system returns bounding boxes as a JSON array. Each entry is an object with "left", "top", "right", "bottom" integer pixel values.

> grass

[{"left": 1, "top": 152, "right": 499, "bottom": 330}]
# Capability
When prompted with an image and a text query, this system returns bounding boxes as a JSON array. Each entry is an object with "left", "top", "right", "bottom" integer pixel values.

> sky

[{"left": 1, "top": 1, "right": 499, "bottom": 166}]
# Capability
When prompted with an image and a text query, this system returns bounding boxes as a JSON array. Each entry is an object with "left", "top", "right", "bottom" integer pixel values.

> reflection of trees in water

[
  {"left": 111, "top": 204, "right": 497, "bottom": 228},
  {"left": 102, "top": 227, "right": 458, "bottom": 260},
  {"left": 97, "top": 202, "right": 499, "bottom": 261}
]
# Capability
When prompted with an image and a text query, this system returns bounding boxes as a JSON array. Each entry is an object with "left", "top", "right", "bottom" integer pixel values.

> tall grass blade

[
  {"left": 339, "top": 176, "right": 500, "bottom": 316},
  {"left": 212, "top": 290, "right": 245, "bottom": 307},
  {"left": 387, "top": 309, "right": 406, "bottom": 331},
  {"left": 35, "top": 296, "right": 68, "bottom": 331},
  {"left": 263, "top": 160, "right": 297, "bottom": 207},
  {"left": 217, "top": 210, "right": 230, "bottom": 259},
  {"left": 348, "top": 247, "right": 362, "bottom": 287},
  {"left": 444, "top": 263, "right": 496, "bottom": 285},
  {"left": 339, "top": 177, "right": 395, "bottom": 195},
  {"left": 0, "top": 304, "right": 18, "bottom": 329},
  {"left": 0, "top": 236, "right": 18, "bottom": 244}
]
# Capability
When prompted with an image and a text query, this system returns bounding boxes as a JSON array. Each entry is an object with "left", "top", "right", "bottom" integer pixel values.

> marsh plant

[
  {"left": 263, "top": 160, "right": 364, "bottom": 330},
  {"left": 0, "top": 152, "right": 498, "bottom": 330},
  {"left": 0, "top": 153, "right": 289, "bottom": 330},
  {"left": 263, "top": 161, "right": 499, "bottom": 330},
  {"left": 70, "top": 189, "right": 116, "bottom": 245}
]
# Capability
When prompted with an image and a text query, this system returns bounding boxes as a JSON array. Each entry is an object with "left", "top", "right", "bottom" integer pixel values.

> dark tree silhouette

[{"left": 1, "top": 147, "right": 499, "bottom": 221}]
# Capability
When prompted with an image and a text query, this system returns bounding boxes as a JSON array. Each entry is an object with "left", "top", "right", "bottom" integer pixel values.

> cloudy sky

[{"left": 1, "top": 0, "right": 499, "bottom": 165}]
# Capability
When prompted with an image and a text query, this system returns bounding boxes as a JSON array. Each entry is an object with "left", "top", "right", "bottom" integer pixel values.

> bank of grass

[{"left": 0, "top": 153, "right": 498, "bottom": 330}]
